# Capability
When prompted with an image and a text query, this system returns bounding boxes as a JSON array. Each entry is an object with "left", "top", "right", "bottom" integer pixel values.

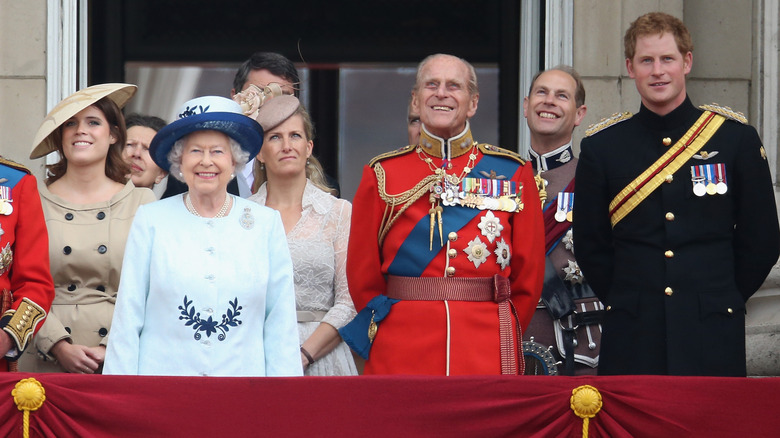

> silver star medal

[
  {"left": 239, "top": 207, "right": 255, "bottom": 230},
  {"left": 441, "top": 185, "right": 459, "bottom": 206},
  {"left": 478, "top": 211, "right": 503, "bottom": 243},
  {"left": 563, "top": 260, "right": 584, "bottom": 284},
  {"left": 464, "top": 237, "right": 489, "bottom": 268},
  {"left": 494, "top": 238, "right": 511, "bottom": 270},
  {"left": 562, "top": 229, "right": 574, "bottom": 253}
]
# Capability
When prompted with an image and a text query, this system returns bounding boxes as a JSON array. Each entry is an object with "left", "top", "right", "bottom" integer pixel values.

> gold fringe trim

[
  {"left": 585, "top": 112, "right": 633, "bottom": 137},
  {"left": 699, "top": 103, "right": 747, "bottom": 124}
]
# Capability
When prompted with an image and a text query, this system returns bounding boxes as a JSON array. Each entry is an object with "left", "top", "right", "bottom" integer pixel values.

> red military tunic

[
  {"left": 0, "top": 157, "right": 54, "bottom": 371},
  {"left": 348, "top": 126, "right": 544, "bottom": 375}
]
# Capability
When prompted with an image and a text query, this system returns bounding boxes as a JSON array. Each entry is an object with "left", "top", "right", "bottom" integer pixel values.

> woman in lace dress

[{"left": 248, "top": 95, "right": 357, "bottom": 376}]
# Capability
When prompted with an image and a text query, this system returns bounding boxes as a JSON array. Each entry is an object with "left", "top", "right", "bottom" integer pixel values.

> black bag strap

[{"left": 540, "top": 256, "right": 576, "bottom": 319}]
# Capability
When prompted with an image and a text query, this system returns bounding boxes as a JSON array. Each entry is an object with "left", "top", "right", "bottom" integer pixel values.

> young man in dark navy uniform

[{"left": 574, "top": 12, "right": 780, "bottom": 376}]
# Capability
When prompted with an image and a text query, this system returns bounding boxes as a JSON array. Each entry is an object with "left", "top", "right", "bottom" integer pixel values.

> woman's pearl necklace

[{"left": 185, "top": 193, "right": 232, "bottom": 218}]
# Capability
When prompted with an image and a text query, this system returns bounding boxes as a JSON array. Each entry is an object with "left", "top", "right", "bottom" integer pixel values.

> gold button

[
  {"left": 446, "top": 266, "right": 456, "bottom": 276},
  {"left": 606, "top": 305, "right": 612, "bottom": 311},
  {"left": 448, "top": 232, "right": 458, "bottom": 242},
  {"left": 664, "top": 287, "right": 673, "bottom": 296},
  {"left": 472, "top": 247, "right": 483, "bottom": 258},
  {"left": 665, "top": 250, "right": 674, "bottom": 258},
  {"left": 665, "top": 174, "right": 673, "bottom": 183},
  {"left": 665, "top": 212, "right": 675, "bottom": 221},
  {"left": 727, "top": 308, "right": 733, "bottom": 314},
  {"left": 663, "top": 137, "right": 672, "bottom": 146},
  {"left": 447, "top": 249, "right": 457, "bottom": 258}
]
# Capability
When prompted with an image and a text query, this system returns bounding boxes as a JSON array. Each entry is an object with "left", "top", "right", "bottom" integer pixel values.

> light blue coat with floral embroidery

[{"left": 104, "top": 194, "right": 302, "bottom": 377}]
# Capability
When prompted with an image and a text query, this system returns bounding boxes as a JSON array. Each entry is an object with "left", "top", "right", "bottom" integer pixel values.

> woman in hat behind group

[
  {"left": 19, "top": 83, "right": 156, "bottom": 374},
  {"left": 103, "top": 96, "right": 301, "bottom": 377},
  {"left": 248, "top": 95, "right": 357, "bottom": 376}
]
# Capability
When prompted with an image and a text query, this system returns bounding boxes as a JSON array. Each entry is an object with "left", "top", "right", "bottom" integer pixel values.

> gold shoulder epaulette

[
  {"left": 478, "top": 144, "right": 526, "bottom": 165},
  {"left": 585, "top": 111, "right": 633, "bottom": 137},
  {"left": 368, "top": 145, "right": 416, "bottom": 167},
  {"left": 0, "top": 156, "right": 31, "bottom": 175},
  {"left": 699, "top": 103, "right": 747, "bottom": 124}
]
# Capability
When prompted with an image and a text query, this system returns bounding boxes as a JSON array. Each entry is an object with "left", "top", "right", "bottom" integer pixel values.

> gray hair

[
  {"left": 415, "top": 53, "right": 479, "bottom": 97},
  {"left": 168, "top": 134, "right": 249, "bottom": 183}
]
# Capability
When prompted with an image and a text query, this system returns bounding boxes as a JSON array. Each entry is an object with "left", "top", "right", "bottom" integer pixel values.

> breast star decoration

[
  {"left": 464, "top": 237, "right": 489, "bottom": 268},
  {"left": 478, "top": 211, "right": 503, "bottom": 243},
  {"left": 494, "top": 238, "right": 511, "bottom": 270},
  {"left": 563, "top": 260, "right": 584, "bottom": 284},
  {"left": 562, "top": 229, "right": 574, "bottom": 253}
]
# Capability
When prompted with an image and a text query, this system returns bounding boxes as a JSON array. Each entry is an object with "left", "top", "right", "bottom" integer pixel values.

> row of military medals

[
  {"left": 690, "top": 163, "right": 727, "bottom": 196},
  {"left": 555, "top": 192, "right": 574, "bottom": 223},
  {"left": 427, "top": 157, "right": 523, "bottom": 250},
  {"left": 0, "top": 186, "right": 12, "bottom": 216}
]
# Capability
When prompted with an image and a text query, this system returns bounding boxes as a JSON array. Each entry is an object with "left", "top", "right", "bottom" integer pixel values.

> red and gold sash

[{"left": 609, "top": 111, "right": 725, "bottom": 227}]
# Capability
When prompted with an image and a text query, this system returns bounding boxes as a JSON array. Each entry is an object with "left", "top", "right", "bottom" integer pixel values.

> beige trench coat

[{"left": 19, "top": 181, "right": 154, "bottom": 373}]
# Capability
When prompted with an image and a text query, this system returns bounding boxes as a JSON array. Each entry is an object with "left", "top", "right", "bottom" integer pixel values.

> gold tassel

[
  {"left": 534, "top": 173, "right": 547, "bottom": 207},
  {"left": 429, "top": 204, "right": 436, "bottom": 251},
  {"left": 13, "top": 378, "right": 46, "bottom": 438},
  {"left": 436, "top": 205, "right": 444, "bottom": 247},
  {"left": 570, "top": 385, "right": 603, "bottom": 438}
]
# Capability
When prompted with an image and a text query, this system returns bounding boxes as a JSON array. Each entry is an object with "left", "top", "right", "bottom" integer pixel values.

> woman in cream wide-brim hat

[{"left": 19, "top": 83, "right": 156, "bottom": 374}]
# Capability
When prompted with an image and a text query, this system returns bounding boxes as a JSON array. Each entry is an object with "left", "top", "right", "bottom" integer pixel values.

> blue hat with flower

[{"left": 150, "top": 96, "right": 263, "bottom": 172}]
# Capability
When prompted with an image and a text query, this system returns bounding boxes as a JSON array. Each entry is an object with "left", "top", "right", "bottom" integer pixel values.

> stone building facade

[{"left": 2, "top": 0, "right": 778, "bottom": 374}]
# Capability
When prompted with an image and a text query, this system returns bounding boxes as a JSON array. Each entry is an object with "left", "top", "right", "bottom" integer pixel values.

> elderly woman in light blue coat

[{"left": 104, "top": 96, "right": 301, "bottom": 377}]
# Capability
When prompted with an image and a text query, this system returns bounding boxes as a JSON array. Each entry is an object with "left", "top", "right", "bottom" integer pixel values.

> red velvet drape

[{"left": 0, "top": 374, "right": 776, "bottom": 437}]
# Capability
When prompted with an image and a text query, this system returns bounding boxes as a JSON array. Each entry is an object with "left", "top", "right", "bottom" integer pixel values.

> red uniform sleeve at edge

[
  {"left": 347, "top": 166, "right": 387, "bottom": 311},
  {"left": 8, "top": 174, "right": 54, "bottom": 328},
  {"left": 509, "top": 162, "right": 544, "bottom": 330}
]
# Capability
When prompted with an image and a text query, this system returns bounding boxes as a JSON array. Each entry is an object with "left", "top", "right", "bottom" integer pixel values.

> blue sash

[
  {"left": 387, "top": 153, "right": 522, "bottom": 276},
  {"left": 0, "top": 165, "right": 25, "bottom": 189}
]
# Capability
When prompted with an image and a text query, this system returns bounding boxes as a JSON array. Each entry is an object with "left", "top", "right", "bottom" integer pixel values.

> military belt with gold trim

[
  {"left": 608, "top": 111, "right": 726, "bottom": 227},
  {"left": 386, "top": 274, "right": 524, "bottom": 375}
]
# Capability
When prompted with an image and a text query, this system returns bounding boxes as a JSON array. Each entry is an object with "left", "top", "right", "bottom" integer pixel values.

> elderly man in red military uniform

[
  {"left": 345, "top": 54, "right": 544, "bottom": 375},
  {"left": 0, "top": 157, "right": 54, "bottom": 371}
]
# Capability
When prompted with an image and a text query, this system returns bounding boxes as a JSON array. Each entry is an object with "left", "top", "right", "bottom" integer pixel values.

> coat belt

[
  {"left": 296, "top": 310, "right": 327, "bottom": 323},
  {"left": 386, "top": 275, "right": 524, "bottom": 375}
]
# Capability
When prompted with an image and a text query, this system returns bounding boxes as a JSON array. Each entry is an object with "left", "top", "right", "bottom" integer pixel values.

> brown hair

[
  {"left": 624, "top": 12, "right": 693, "bottom": 60},
  {"left": 46, "top": 97, "right": 130, "bottom": 185},
  {"left": 528, "top": 65, "right": 586, "bottom": 108},
  {"left": 252, "top": 104, "right": 337, "bottom": 196}
]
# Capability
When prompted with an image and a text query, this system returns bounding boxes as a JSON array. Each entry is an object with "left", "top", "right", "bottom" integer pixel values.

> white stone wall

[{"left": 0, "top": 0, "right": 47, "bottom": 175}]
